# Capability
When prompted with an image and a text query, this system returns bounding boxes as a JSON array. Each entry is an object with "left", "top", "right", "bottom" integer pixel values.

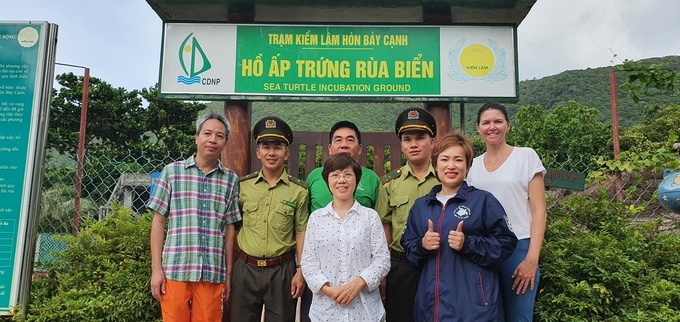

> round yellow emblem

[{"left": 460, "top": 44, "right": 494, "bottom": 77}]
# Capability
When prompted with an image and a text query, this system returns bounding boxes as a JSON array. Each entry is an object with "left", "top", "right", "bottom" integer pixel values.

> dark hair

[
  {"left": 329, "top": 121, "right": 362, "bottom": 144},
  {"left": 322, "top": 153, "right": 363, "bottom": 189},
  {"left": 431, "top": 131, "right": 474, "bottom": 176},
  {"left": 476, "top": 102, "right": 509, "bottom": 125}
]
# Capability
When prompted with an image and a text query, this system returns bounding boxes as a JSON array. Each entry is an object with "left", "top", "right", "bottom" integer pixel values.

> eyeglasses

[{"left": 329, "top": 172, "right": 355, "bottom": 180}]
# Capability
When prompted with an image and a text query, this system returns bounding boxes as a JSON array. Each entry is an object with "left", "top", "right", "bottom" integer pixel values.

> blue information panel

[{"left": 0, "top": 22, "right": 48, "bottom": 313}]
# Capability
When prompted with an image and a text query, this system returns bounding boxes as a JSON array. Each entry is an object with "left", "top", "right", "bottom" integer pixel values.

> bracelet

[{"left": 296, "top": 264, "right": 301, "bottom": 268}]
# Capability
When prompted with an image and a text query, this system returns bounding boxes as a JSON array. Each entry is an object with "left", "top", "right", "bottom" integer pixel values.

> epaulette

[
  {"left": 381, "top": 168, "right": 402, "bottom": 185},
  {"left": 240, "top": 171, "right": 259, "bottom": 182},
  {"left": 288, "top": 175, "right": 307, "bottom": 188}
]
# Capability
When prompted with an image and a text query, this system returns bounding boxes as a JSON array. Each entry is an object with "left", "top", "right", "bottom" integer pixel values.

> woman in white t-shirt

[{"left": 467, "top": 102, "right": 547, "bottom": 322}]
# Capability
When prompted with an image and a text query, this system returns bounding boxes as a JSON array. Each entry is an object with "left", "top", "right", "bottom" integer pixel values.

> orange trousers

[{"left": 161, "top": 279, "right": 224, "bottom": 322}]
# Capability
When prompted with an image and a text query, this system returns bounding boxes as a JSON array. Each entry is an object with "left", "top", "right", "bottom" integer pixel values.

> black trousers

[
  {"left": 385, "top": 257, "right": 420, "bottom": 322},
  {"left": 299, "top": 285, "right": 312, "bottom": 322},
  {"left": 230, "top": 258, "right": 297, "bottom": 322}
]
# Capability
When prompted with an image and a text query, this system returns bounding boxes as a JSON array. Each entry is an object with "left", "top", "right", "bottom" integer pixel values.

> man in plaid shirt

[{"left": 148, "top": 113, "right": 241, "bottom": 322}]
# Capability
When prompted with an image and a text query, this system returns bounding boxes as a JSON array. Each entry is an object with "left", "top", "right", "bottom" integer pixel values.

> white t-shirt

[{"left": 467, "top": 147, "right": 546, "bottom": 239}]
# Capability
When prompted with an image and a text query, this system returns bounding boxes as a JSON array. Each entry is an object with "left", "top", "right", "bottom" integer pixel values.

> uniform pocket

[
  {"left": 272, "top": 202, "right": 294, "bottom": 232},
  {"left": 242, "top": 202, "right": 259, "bottom": 228},
  {"left": 389, "top": 195, "right": 410, "bottom": 227}
]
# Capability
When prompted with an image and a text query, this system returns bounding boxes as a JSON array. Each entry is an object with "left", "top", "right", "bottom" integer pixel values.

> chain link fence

[
  {"left": 542, "top": 155, "right": 678, "bottom": 231},
  {"left": 34, "top": 148, "right": 677, "bottom": 270}
]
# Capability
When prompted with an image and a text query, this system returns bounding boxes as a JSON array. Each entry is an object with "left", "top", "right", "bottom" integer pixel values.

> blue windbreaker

[{"left": 401, "top": 182, "right": 517, "bottom": 322}]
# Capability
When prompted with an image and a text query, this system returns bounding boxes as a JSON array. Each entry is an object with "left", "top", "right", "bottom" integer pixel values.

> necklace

[{"left": 487, "top": 145, "right": 511, "bottom": 166}]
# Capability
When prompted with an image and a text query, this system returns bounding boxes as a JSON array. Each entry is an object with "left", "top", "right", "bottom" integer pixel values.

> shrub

[
  {"left": 15, "top": 204, "right": 161, "bottom": 322},
  {"left": 536, "top": 193, "right": 680, "bottom": 321}
]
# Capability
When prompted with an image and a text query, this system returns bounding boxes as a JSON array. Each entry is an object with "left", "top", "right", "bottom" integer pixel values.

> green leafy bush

[
  {"left": 536, "top": 193, "right": 680, "bottom": 321},
  {"left": 15, "top": 204, "right": 161, "bottom": 322}
]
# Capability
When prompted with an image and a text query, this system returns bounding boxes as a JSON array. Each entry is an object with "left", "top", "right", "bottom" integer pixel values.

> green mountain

[{"left": 205, "top": 55, "right": 680, "bottom": 133}]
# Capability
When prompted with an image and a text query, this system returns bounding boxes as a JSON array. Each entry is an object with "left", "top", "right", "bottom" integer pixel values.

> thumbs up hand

[
  {"left": 448, "top": 221, "right": 465, "bottom": 251},
  {"left": 421, "top": 219, "right": 440, "bottom": 250}
]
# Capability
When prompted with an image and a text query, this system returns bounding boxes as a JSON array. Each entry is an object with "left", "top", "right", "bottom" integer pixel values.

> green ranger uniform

[
  {"left": 238, "top": 170, "right": 309, "bottom": 257},
  {"left": 306, "top": 165, "right": 381, "bottom": 213},
  {"left": 381, "top": 107, "right": 438, "bottom": 322},
  {"left": 232, "top": 116, "right": 309, "bottom": 322},
  {"left": 376, "top": 163, "right": 439, "bottom": 252}
]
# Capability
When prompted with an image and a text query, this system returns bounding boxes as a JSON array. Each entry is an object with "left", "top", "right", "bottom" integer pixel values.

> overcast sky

[{"left": 2, "top": 0, "right": 679, "bottom": 90}]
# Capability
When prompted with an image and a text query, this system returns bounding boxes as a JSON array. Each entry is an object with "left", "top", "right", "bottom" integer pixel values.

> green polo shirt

[
  {"left": 237, "top": 169, "right": 309, "bottom": 258},
  {"left": 376, "top": 163, "right": 439, "bottom": 252},
  {"left": 306, "top": 166, "right": 381, "bottom": 213}
]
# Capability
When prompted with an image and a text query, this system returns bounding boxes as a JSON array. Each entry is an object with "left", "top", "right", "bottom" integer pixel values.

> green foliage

[
  {"left": 507, "top": 102, "right": 612, "bottom": 172},
  {"left": 39, "top": 183, "right": 98, "bottom": 234},
  {"left": 619, "top": 58, "right": 679, "bottom": 104},
  {"left": 536, "top": 193, "right": 680, "bottom": 321},
  {"left": 138, "top": 86, "right": 204, "bottom": 159},
  {"left": 15, "top": 204, "right": 161, "bottom": 322},
  {"left": 48, "top": 73, "right": 203, "bottom": 160},
  {"left": 470, "top": 135, "right": 486, "bottom": 158},
  {"left": 590, "top": 149, "right": 679, "bottom": 181},
  {"left": 620, "top": 105, "right": 680, "bottom": 153}
]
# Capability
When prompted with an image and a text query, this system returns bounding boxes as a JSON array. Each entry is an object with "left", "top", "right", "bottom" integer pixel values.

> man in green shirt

[
  {"left": 376, "top": 108, "right": 439, "bottom": 322},
  {"left": 231, "top": 116, "right": 309, "bottom": 322},
  {"left": 300, "top": 120, "right": 382, "bottom": 322},
  {"left": 306, "top": 120, "right": 382, "bottom": 212}
]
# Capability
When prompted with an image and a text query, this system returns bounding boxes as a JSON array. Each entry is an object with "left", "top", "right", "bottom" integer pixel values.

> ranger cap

[
  {"left": 253, "top": 116, "right": 293, "bottom": 145},
  {"left": 395, "top": 108, "right": 436, "bottom": 138}
]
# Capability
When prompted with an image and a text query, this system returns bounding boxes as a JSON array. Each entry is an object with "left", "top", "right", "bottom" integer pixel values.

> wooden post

[
  {"left": 424, "top": 102, "right": 452, "bottom": 141},
  {"left": 222, "top": 101, "right": 251, "bottom": 177}
]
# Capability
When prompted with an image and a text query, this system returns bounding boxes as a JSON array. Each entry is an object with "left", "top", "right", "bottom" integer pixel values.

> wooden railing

[{"left": 250, "top": 131, "right": 402, "bottom": 179}]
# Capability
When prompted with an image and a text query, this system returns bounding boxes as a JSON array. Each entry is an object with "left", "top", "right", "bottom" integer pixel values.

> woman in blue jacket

[{"left": 401, "top": 131, "right": 517, "bottom": 322}]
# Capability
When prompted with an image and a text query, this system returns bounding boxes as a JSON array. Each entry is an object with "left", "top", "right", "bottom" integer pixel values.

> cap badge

[
  {"left": 407, "top": 110, "right": 419, "bottom": 120},
  {"left": 265, "top": 119, "right": 276, "bottom": 129}
]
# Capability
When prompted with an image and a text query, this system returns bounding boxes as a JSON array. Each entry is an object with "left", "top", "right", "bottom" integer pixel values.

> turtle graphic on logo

[{"left": 452, "top": 205, "right": 471, "bottom": 219}]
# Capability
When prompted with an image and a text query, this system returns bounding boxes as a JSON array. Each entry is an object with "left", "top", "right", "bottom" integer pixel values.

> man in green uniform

[
  {"left": 300, "top": 120, "right": 382, "bottom": 322},
  {"left": 231, "top": 116, "right": 309, "bottom": 322},
  {"left": 376, "top": 108, "right": 438, "bottom": 322}
]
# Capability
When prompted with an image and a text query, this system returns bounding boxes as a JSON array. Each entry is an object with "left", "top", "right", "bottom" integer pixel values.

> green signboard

[
  {"left": 0, "top": 21, "right": 55, "bottom": 314},
  {"left": 160, "top": 24, "right": 518, "bottom": 101},
  {"left": 235, "top": 26, "right": 440, "bottom": 95},
  {"left": 544, "top": 168, "right": 585, "bottom": 191}
]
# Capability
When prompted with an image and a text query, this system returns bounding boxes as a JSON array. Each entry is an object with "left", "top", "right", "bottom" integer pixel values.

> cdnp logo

[{"left": 177, "top": 33, "right": 220, "bottom": 86}]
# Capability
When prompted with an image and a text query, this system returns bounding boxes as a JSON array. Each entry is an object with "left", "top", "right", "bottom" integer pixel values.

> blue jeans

[{"left": 498, "top": 238, "right": 540, "bottom": 322}]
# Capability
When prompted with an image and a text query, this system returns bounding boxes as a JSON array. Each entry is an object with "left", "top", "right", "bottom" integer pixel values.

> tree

[
  {"left": 137, "top": 86, "right": 204, "bottom": 159},
  {"left": 48, "top": 72, "right": 205, "bottom": 159},
  {"left": 507, "top": 102, "right": 612, "bottom": 172},
  {"left": 619, "top": 104, "right": 680, "bottom": 153},
  {"left": 48, "top": 73, "right": 145, "bottom": 157},
  {"left": 619, "top": 58, "right": 679, "bottom": 103}
]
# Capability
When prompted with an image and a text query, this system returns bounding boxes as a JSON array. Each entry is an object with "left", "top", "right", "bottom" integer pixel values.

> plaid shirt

[{"left": 147, "top": 155, "right": 241, "bottom": 283}]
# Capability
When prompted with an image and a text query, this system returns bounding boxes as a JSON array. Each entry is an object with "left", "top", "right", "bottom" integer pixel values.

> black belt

[
  {"left": 239, "top": 250, "right": 295, "bottom": 267},
  {"left": 390, "top": 249, "right": 408, "bottom": 261}
]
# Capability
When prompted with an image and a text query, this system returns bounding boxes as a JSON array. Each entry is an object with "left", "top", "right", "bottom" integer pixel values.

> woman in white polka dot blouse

[{"left": 301, "top": 153, "right": 390, "bottom": 322}]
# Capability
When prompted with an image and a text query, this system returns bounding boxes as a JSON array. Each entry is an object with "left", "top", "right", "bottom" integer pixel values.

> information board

[
  {"left": 0, "top": 21, "right": 55, "bottom": 314},
  {"left": 159, "top": 24, "right": 517, "bottom": 101}
]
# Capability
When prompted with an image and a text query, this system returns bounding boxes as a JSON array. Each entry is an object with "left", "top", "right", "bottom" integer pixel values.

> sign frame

[
  {"left": 158, "top": 23, "right": 519, "bottom": 102},
  {"left": 0, "top": 21, "right": 57, "bottom": 315}
]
